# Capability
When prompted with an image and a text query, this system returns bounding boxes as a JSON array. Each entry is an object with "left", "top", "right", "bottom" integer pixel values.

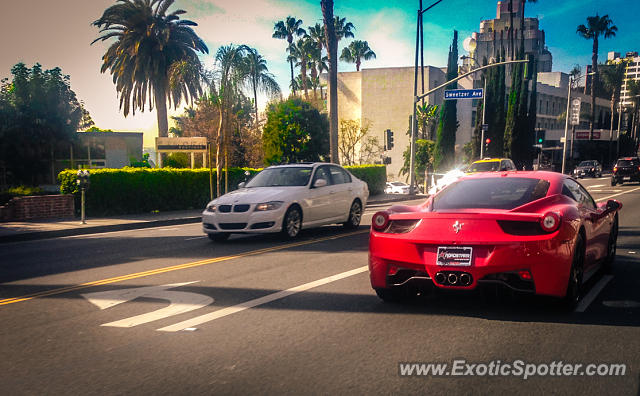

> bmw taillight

[
  {"left": 613, "top": 166, "right": 617, "bottom": 173},
  {"left": 540, "top": 212, "right": 561, "bottom": 233},
  {"left": 372, "top": 212, "right": 390, "bottom": 231}
]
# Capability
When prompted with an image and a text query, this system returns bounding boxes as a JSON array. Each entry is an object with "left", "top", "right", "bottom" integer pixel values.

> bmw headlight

[
  {"left": 254, "top": 201, "right": 283, "bottom": 211},
  {"left": 205, "top": 203, "right": 217, "bottom": 212}
]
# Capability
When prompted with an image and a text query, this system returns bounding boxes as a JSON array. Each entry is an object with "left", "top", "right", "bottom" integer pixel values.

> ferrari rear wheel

[
  {"left": 604, "top": 216, "right": 619, "bottom": 272},
  {"left": 375, "top": 288, "right": 404, "bottom": 303},
  {"left": 563, "top": 234, "right": 584, "bottom": 309}
]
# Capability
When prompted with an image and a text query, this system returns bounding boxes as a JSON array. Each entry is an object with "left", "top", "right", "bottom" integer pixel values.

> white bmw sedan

[{"left": 202, "top": 163, "right": 369, "bottom": 241}]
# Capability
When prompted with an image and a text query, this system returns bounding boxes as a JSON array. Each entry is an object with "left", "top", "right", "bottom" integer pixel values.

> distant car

[
  {"left": 202, "top": 163, "right": 368, "bottom": 241},
  {"left": 611, "top": 157, "right": 640, "bottom": 186},
  {"left": 466, "top": 158, "right": 517, "bottom": 173},
  {"left": 369, "top": 171, "right": 622, "bottom": 308},
  {"left": 385, "top": 181, "right": 410, "bottom": 194},
  {"left": 573, "top": 160, "right": 602, "bottom": 178},
  {"left": 428, "top": 169, "right": 466, "bottom": 195}
]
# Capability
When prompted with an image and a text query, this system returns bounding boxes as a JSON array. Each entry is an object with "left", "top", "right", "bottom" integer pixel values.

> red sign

[{"left": 575, "top": 131, "right": 601, "bottom": 140}]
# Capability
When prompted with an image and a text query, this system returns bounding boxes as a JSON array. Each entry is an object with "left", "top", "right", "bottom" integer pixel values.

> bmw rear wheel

[
  {"left": 282, "top": 206, "right": 302, "bottom": 239},
  {"left": 343, "top": 200, "right": 362, "bottom": 229},
  {"left": 563, "top": 234, "right": 584, "bottom": 310}
]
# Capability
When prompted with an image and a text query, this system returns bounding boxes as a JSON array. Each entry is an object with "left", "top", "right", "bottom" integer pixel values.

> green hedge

[
  {"left": 59, "top": 167, "right": 260, "bottom": 216},
  {"left": 344, "top": 165, "right": 387, "bottom": 195},
  {"left": 58, "top": 164, "right": 386, "bottom": 216}
]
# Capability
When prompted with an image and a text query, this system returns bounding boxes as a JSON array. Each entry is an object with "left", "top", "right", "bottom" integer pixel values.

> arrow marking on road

[
  {"left": 157, "top": 266, "right": 369, "bottom": 332},
  {"left": 82, "top": 281, "right": 214, "bottom": 328}
]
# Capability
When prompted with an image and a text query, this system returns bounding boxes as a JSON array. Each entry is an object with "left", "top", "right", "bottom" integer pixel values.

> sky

[{"left": 1, "top": 0, "right": 638, "bottom": 147}]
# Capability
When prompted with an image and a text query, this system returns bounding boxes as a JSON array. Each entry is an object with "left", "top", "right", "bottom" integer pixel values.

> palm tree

[
  {"left": 291, "top": 37, "right": 316, "bottom": 100},
  {"left": 600, "top": 60, "right": 628, "bottom": 164},
  {"left": 242, "top": 48, "right": 281, "bottom": 133},
  {"left": 308, "top": 23, "right": 325, "bottom": 54},
  {"left": 577, "top": 14, "right": 618, "bottom": 140},
  {"left": 333, "top": 16, "right": 355, "bottom": 42},
  {"left": 212, "top": 44, "right": 248, "bottom": 195},
  {"left": 340, "top": 40, "right": 376, "bottom": 71},
  {"left": 272, "top": 16, "right": 306, "bottom": 96},
  {"left": 322, "top": 0, "right": 339, "bottom": 163},
  {"left": 92, "top": 0, "right": 208, "bottom": 138}
]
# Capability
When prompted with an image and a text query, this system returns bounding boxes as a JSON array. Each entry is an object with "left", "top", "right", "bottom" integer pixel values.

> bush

[
  {"left": 344, "top": 164, "right": 387, "bottom": 195},
  {"left": 0, "top": 186, "right": 46, "bottom": 205},
  {"left": 58, "top": 167, "right": 260, "bottom": 216}
]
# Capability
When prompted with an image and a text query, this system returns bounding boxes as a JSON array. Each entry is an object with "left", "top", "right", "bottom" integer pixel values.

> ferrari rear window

[{"left": 432, "top": 178, "right": 550, "bottom": 210}]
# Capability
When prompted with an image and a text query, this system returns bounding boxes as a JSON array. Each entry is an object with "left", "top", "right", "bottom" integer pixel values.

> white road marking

[
  {"left": 157, "top": 266, "right": 369, "bottom": 332},
  {"left": 185, "top": 236, "right": 207, "bottom": 241},
  {"left": 602, "top": 300, "right": 640, "bottom": 308},
  {"left": 574, "top": 275, "right": 613, "bottom": 313},
  {"left": 595, "top": 186, "right": 640, "bottom": 202},
  {"left": 588, "top": 184, "right": 605, "bottom": 189},
  {"left": 82, "top": 281, "right": 213, "bottom": 328}
]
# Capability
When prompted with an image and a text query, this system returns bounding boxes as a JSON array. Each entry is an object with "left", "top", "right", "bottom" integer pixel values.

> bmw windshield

[
  {"left": 245, "top": 167, "right": 313, "bottom": 187},
  {"left": 433, "top": 177, "right": 550, "bottom": 210}
]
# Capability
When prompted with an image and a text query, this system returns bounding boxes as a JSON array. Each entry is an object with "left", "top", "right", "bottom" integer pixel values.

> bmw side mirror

[{"left": 313, "top": 178, "right": 327, "bottom": 188}]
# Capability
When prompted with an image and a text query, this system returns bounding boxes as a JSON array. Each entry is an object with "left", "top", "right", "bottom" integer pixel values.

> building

[
  {"left": 608, "top": 51, "right": 640, "bottom": 107},
  {"left": 465, "top": 0, "right": 552, "bottom": 73}
]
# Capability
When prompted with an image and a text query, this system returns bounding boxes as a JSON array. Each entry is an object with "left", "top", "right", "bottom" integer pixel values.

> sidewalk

[{"left": 0, "top": 193, "right": 425, "bottom": 243}]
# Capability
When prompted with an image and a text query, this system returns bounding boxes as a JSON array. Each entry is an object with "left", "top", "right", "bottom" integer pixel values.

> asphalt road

[{"left": 1, "top": 177, "right": 639, "bottom": 395}]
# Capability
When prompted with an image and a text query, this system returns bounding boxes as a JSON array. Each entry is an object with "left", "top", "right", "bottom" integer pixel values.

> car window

[
  {"left": 245, "top": 167, "right": 312, "bottom": 187},
  {"left": 578, "top": 185, "right": 596, "bottom": 210},
  {"left": 329, "top": 166, "right": 350, "bottom": 184},
  {"left": 312, "top": 166, "right": 332, "bottom": 186},
  {"left": 432, "top": 177, "right": 550, "bottom": 210},
  {"left": 616, "top": 159, "right": 637, "bottom": 167},
  {"left": 467, "top": 161, "right": 500, "bottom": 172},
  {"left": 564, "top": 179, "right": 595, "bottom": 210}
]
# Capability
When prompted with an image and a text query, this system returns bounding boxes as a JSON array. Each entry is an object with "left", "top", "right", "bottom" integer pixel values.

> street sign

[
  {"left": 444, "top": 88, "right": 483, "bottom": 100},
  {"left": 570, "top": 98, "right": 581, "bottom": 126},
  {"left": 560, "top": 137, "right": 566, "bottom": 143},
  {"left": 482, "top": 124, "right": 489, "bottom": 132}
]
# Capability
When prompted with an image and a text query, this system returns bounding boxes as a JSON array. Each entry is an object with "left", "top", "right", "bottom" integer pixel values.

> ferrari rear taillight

[
  {"left": 387, "top": 219, "right": 420, "bottom": 234},
  {"left": 372, "top": 212, "right": 390, "bottom": 231},
  {"left": 540, "top": 212, "right": 561, "bottom": 233}
]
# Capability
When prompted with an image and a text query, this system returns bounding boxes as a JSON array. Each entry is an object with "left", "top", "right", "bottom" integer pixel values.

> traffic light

[
  {"left": 384, "top": 129, "right": 394, "bottom": 150},
  {"left": 535, "top": 129, "right": 546, "bottom": 145},
  {"left": 484, "top": 138, "right": 491, "bottom": 155}
]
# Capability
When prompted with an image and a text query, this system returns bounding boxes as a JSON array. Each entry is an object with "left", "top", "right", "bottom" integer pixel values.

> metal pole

[
  {"left": 409, "top": 7, "right": 420, "bottom": 195},
  {"left": 480, "top": 77, "right": 487, "bottom": 159},
  {"left": 616, "top": 104, "right": 622, "bottom": 160},
  {"left": 561, "top": 76, "right": 572, "bottom": 174},
  {"left": 80, "top": 187, "right": 86, "bottom": 225}
]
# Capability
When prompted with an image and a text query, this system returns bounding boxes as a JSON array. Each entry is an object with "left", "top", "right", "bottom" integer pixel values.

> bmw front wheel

[{"left": 282, "top": 206, "right": 302, "bottom": 239}]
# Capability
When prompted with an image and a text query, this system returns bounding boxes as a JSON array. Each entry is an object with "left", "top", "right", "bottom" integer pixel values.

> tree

[
  {"left": 290, "top": 37, "right": 315, "bottom": 100},
  {"left": 600, "top": 60, "right": 627, "bottom": 136},
  {"left": 401, "top": 139, "right": 435, "bottom": 184},
  {"left": 242, "top": 47, "right": 281, "bottom": 134},
  {"left": 577, "top": 14, "right": 618, "bottom": 140},
  {"left": 0, "top": 63, "right": 88, "bottom": 185},
  {"left": 338, "top": 119, "right": 382, "bottom": 165},
  {"left": 433, "top": 31, "right": 459, "bottom": 172},
  {"left": 273, "top": 16, "right": 306, "bottom": 97},
  {"left": 416, "top": 103, "right": 439, "bottom": 140},
  {"left": 333, "top": 16, "right": 355, "bottom": 42},
  {"left": 262, "top": 98, "right": 329, "bottom": 165},
  {"left": 627, "top": 80, "right": 640, "bottom": 143},
  {"left": 340, "top": 40, "right": 376, "bottom": 71},
  {"left": 92, "top": 0, "right": 208, "bottom": 138},
  {"left": 321, "top": 0, "right": 339, "bottom": 163}
]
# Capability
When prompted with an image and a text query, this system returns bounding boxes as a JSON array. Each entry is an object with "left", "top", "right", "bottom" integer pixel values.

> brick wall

[{"left": 0, "top": 195, "right": 74, "bottom": 221}]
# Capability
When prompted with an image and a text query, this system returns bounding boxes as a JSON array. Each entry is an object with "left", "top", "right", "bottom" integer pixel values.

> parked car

[
  {"left": 611, "top": 157, "right": 640, "bottom": 186},
  {"left": 385, "top": 181, "right": 410, "bottom": 194},
  {"left": 573, "top": 160, "right": 602, "bottom": 178},
  {"left": 369, "top": 171, "right": 622, "bottom": 308},
  {"left": 466, "top": 158, "right": 517, "bottom": 173},
  {"left": 202, "top": 163, "right": 368, "bottom": 241}
]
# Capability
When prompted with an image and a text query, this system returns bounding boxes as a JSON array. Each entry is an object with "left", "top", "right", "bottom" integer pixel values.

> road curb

[{"left": 0, "top": 216, "right": 202, "bottom": 244}]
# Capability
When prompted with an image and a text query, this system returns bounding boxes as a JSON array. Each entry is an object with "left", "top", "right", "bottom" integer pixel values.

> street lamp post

[
  {"left": 460, "top": 55, "right": 487, "bottom": 159},
  {"left": 561, "top": 75, "right": 573, "bottom": 175}
]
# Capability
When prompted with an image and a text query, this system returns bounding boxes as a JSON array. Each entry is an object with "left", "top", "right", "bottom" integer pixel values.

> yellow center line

[{"left": 0, "top": 229, "right": 369, "bottom": 306}]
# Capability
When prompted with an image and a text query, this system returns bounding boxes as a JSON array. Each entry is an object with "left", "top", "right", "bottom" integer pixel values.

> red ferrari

[{"left": 369, "top": 171, "right": 622, "bottom": 307}]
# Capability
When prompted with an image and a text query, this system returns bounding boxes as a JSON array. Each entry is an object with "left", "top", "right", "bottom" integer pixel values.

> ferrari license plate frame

[{"left": 436, "top": 246, "right": 473, "bottom": 266}]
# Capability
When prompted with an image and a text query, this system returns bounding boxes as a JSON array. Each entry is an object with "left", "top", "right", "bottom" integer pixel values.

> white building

[{"left": 608, "top": 51, "right": 640, "bottom": 107}]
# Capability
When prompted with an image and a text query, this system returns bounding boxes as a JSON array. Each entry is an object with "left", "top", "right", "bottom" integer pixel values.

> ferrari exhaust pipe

[
  {"left": 459, "top": 273, "right": 471, "bottom": 286},
  {"left": 447, "top": 273, "right": 458, "bottom": 285},
  {"left": 435, "top": 272, "right": 446, "bottom": 284}
]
